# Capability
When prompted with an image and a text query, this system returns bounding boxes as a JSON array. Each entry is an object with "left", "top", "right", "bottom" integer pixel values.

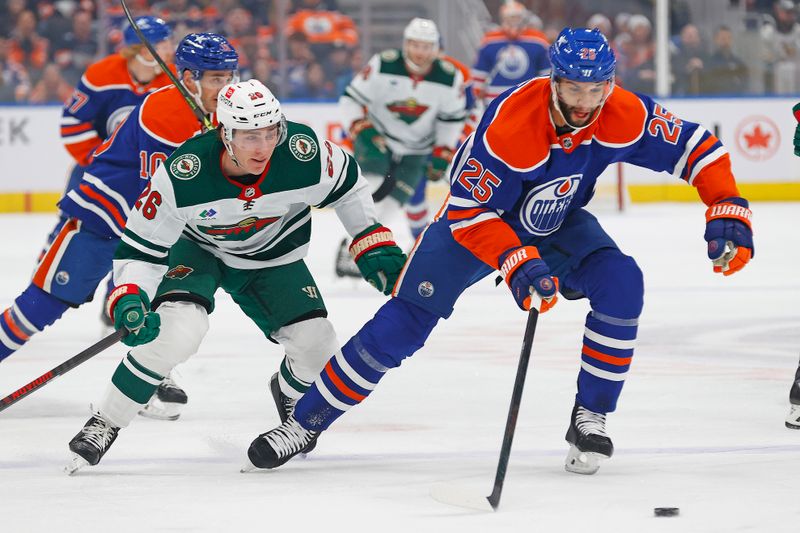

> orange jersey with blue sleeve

[
  {"left": 59, "top": 85, "right": 210, "bottom": 238},
  {"left": 445, "top": 77, "right": 739, "bottom": 269},
  {"left": 61, "top": 54, "right": 176, "bottom": 167}
]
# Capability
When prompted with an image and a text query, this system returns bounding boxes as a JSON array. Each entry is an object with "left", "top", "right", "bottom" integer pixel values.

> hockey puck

[{"left": 654, "top": 507, "right": 680, "bottom": 517}]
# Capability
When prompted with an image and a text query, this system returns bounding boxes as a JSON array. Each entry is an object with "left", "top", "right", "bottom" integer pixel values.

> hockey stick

[
  {"left": 0, "top": 329, "right": 124, "bottom": 413},
  {"left": 119, "top": 0, "right": 214, "bottom": 131},
  {"left": 431, "top": 306, "right": 540, "bottom": 511}
]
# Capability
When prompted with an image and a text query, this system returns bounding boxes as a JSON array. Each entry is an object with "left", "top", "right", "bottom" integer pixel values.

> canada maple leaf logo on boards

[{"left": 735, "top": 116, "right": 779, "bottom": 161}]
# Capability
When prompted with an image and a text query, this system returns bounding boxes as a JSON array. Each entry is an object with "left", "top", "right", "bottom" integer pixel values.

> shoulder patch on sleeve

[
  {"left": 593, "top": 87, "right": 648, "bottom": 147},
  {"left": 288, "top": 133, "right": 319, "bottom": 161},
  {"left": 439, "top": 59, "right": 455, "bottom": 74},
  {"left": 169, "top": 153, "right": 202, "bottom": 180},
  {"left": 380, "top": 49, "right": 400, "bottom": 62}
]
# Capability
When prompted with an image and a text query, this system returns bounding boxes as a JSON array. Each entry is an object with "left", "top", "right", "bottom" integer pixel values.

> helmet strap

[
  {"left": 183, "top": 69, "right": 209, "bottom": 114},
  {"left": 222, "top": 126, "right": 243, "bottom": 168}
]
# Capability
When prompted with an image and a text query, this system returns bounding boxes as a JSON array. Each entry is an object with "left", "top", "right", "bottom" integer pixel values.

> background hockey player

[
  {"left": 471, "top": 1, "right": 550, "bottom": 108},
  {"left": 787, "top": 101, "right": 800, "bottom": 429},
  {"left": 66, "top": 79, "right": 407, "bottom": 474},
  {"left": 45, "top": 15, "right": 174, "bottom": 326},
  {"left": 0, "top": 33, "right": 239, "bottom": 419},
  {"left": 245, "top": 28, "right": 755, "bottom": 475},
  {"left": 335, "top": 17, "right": 466, "bottom": 276}
]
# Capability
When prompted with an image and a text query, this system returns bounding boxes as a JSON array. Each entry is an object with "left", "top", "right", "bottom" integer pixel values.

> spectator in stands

[
  {"left": 27, "top": 61, "right": 72, "bottom": 103},
  {"left": 587, "top": 13, "right": 613, "bottom": 40},
  {"left": 703, "top": 25, "right": 749, "bottom": 94},
  {"left": 0, "top": 0, "right": 28, "bottom": 37},
  {"left": 55, "top": 9, "right": 98, "bottom": 86},
  {"left": 36, "top": 1, "right": 72, "bottom": 52},
  {"left": 619, "top": 14, "right": 655, "bottom": 94},
  {"left": 761, "top": 0, "right": 800, "bottom": 93},
  {"left": 672, "top": 23, "right": 709, "bottom": 95},
  {"left": 322, "top": 40, "right": 354, "bottom": 96},
  {"left": 286, "top": 0, "right": 359, "bottom": 64},
  {"left": 290, "top": 60, "right": 336, "bottom": 100},
  {"left": 7, "top": 9, "right": 50, "bottom": 82},
  {"left": 0, "top": 36, "right": 31, "bottom": 102}
]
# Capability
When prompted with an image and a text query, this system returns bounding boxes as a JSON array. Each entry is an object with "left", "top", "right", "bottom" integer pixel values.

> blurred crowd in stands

[{"left": 1, "top": 0, "right": 799, "bottom": 104}]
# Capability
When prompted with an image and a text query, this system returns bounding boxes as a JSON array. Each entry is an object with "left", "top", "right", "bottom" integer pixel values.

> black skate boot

[
  {"left": 65, "top": 415, "right": 120, "bottom": 474},
  {"left": 564, "top": 402, "right": 614, "bottom": 475},
  {"left": 269, "top": 373, "right": 317, "bottom": 453},
  {"left": 243, "top": 415, "right": 319, "bottom": 471},
  {"left": 786, "top": 361, "right": 800, "bottom": 429},
  {"left": 139, "top": 374, "right": 188, "bottom": 421},
  {"left": 334, "top": 238, "right": 361, "bottom": 278}
]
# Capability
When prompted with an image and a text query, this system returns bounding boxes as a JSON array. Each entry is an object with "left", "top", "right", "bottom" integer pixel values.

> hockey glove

[
  {"left": 499, "top": 246, "right": 559, "bottom": 312},
  {"left": 349, "top": 224, "right": 407, "bottom": 295},
  {"left": 426, "top": 146, "right": 454, "bottom": 182},
  {"left": 106, "top": 284, "right": 161, "bottom": 347},
  {"left": 351, "top": 119, "right": 387, "bottom": 161},
  {"left": 704, "top": 196, "right": 753, "bottom": 276},
  {"left": 793, "top": 103, "right": 800, "bottom": 157}
]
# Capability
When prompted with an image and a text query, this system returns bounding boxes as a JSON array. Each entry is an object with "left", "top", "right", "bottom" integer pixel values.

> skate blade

[
  {"left": 138, "top": 398, "right": 182, "bottom": 421},
  {"left": 64, "top": 453, "right": 89, "bottom": 476},
  {"left": 240, "top": 458, "right": 259, "bottom": 473},
  {"left": 564, "top": 445, "right": 607, "bottom": 475},
  {"left": 785, "top": 405, "right": 800, "bottom": 429}
]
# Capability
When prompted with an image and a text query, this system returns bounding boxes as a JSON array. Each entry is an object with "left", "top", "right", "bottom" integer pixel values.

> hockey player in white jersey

[
  {"left": 335, "top": 18, "right": 466, "bottom": 276},
  {"left": 65, "top": 79, "right": 407, "bottom": 473}
]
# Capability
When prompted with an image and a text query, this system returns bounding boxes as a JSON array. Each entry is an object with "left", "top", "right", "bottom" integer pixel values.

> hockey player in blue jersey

[
  {"left": 471, "top": 1, "right": 550, "bottom": 107},
  {"left": 787, "top": 102, "right": 800, "bottom": 430},
  {"left": 60, "top": 15, "right": 174, "bottom": 201},
  {"left": 245, "top": 28, "right": 755, "bottom": 475},
  {"left": 0, "top": 33, "right": 238, "bottom": 417}
]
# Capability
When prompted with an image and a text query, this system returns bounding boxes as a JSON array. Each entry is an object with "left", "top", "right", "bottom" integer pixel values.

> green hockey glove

[
  {"left": 106, "top": 284, "right": 161, "bottom": 347},
  {"left": 349, "top": 224, "right": 407, "bottom": 295}
]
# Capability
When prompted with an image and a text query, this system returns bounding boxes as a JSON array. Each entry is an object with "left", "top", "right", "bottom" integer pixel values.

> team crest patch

[
  {"left": 289, "top": 133, "right": 318, "bottom": 161},
  {"left": 381, "top": 49, "right": 399, "bottom": 62},
  {"left": 170, "top": 154, "right": 201, "bottom": 180},
  {"left": 165, "top": 265, "right": 194, "bottom": 279},
  {"left": 519, "top": 175, "right": 582, "bottom": 236},
  {"left": 418, "top": 281, "right": 434, "bottom": 298}
]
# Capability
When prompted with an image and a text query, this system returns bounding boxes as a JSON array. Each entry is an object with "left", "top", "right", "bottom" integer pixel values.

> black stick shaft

[
  {"left": 119, "top": 0, "right": 213, "bottom": 131},
  {"left": 486, "top": 307, "right": 539, "bottom": 510},
  {"left": 0, "top": 330, "right": 124, "bottom": 413}
]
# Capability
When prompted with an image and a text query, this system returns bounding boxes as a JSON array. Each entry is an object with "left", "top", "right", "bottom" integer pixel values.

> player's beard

[{"left": 557, "top": 100, "right": 600, "bottom": 128}]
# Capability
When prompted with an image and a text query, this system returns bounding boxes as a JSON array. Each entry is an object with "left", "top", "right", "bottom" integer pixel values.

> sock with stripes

[
  {"left": 97, "top": 352, "right": 165, "bottom": 428},
  {"left": 0, "top": 284, "right": 69, "bottom": 362},
  {"left": 294, "top": 298, "right": 439, "bottom": 431}
]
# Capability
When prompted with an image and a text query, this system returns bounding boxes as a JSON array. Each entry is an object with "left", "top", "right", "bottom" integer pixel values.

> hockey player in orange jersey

[{"left": 246, "top": 28, "right": 754, "bottom": 476}]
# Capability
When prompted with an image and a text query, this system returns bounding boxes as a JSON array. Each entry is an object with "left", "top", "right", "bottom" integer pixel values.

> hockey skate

[
  {"left": 65, "top": 414, "right": 120, "bottom": 475},
  {"left": 242, "top": 415, "right": 319, "bottom": 471},
  {"left": 564, "top": 402, "right": 614, "bottom": 475},
  {"left": 139, "top": 374, "right": 188, "bottom": 421},
  {"left": 786, "top": 377, "right": 800, "bottom": 429},
  {"left": 334, "top": 238, "right": 361, "bottom": 279},
  {"left": 269, "top": 373, "right": 316, "bottom": 453}
]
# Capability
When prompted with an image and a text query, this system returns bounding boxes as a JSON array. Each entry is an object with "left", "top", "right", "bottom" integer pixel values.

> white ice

[{"left": 0, "top": 203, "right": 798, "bottom": 532}]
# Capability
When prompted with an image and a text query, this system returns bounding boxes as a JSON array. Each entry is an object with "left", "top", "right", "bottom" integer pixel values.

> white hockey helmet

[
  {"left": 403, "top": 17, "right": 440, "bottom": 44},
  {"left": 217, "top": 79, "right": 286, "bottom": 144},
  {"left": 402, "top": 18, "right": 440, "bottom": 73}
]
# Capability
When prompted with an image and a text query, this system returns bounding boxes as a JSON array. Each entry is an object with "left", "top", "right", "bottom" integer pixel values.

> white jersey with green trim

[
  {"left": 113, "top": 123, "right": 376, "bottom": 299},
  {"left": 340, "top": 49, "right": 467, "bottom": 155}
]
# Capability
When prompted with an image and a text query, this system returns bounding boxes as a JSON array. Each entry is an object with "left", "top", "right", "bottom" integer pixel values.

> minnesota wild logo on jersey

[
  {"left": 386, "top": 98, "right": 430, "bottom": 125},
  {"left": 197, "top": 216, "right": 281, "bottom": 241}
]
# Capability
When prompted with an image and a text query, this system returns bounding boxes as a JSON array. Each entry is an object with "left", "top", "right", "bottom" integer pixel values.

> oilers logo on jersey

[{"left": 519, "top": 175, "right": 581, "bottom": 235}]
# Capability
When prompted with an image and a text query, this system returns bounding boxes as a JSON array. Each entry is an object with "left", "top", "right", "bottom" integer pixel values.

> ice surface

[{"left": 1, "top": 204, "right": 798, "bottom": 532}]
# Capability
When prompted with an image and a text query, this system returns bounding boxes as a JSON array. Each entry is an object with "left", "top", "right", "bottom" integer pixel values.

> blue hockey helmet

[
  {"left": 175, "top": 33, "right": 239, "bottom": 78},
  {"left": 549, "top": 27, "right": 615, "bottom": 83},
  {"left": 123, "top": 16, "right": 172, "bottom": 47}
]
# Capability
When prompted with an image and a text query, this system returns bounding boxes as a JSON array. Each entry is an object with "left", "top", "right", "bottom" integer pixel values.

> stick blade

[{"left": 430, "top": 482, "right": 495, "bottom": 512}]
